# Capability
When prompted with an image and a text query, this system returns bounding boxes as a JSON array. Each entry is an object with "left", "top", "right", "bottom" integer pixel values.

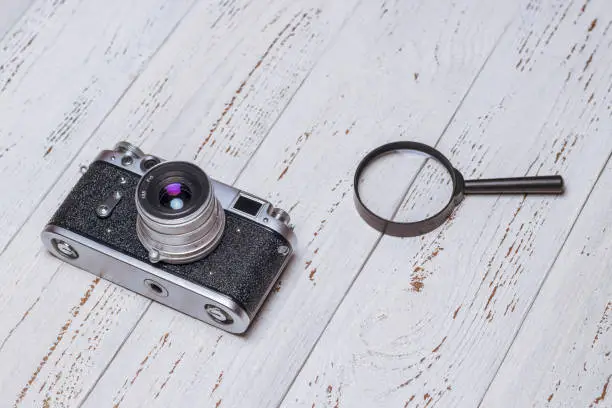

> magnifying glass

[{"left": 354, "top": 141, "right": 564, "bottom": 237}]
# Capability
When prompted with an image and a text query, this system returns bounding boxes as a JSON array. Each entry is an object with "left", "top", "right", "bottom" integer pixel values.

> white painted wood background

[{"left": 0, "top": 0, "right": 609, "bottom": 407}]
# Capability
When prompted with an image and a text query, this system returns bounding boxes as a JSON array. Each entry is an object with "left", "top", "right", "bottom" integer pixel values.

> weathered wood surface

[
  {"left": 0, "top": 0, "right": 34, "bottom": 41},
  {"left": 283, "top": 0, "right": 612, "bottom": 406},
  {"left": 81, "top": 0, "right": 522, "bottom": 407},
  {"left": 0, "top": 0, "right": 609, "bottom": 407},
  {"left": 482, "top": 152, "right": 612, "bottom": 407}
]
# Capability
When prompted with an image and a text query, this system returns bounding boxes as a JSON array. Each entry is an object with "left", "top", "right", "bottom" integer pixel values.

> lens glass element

[
  {"left": 159, "top": 182, "right": 192, "bottom": 211},
  {"left": 357, "top": 149, "right": 455, "bottom": 223}
]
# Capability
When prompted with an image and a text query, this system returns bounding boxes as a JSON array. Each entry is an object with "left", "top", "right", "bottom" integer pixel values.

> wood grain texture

[
  {"left": 281, "top": 0, "right": 612, "bottom": 406},
  {"left": 481, "top": 156, "right": 612, "bottom": 407},
  {"left": 0, "top": 0, "right": 609, "bottom": 407},
  {"left": 78, "top": 0, "right": 522, "bottom": 407},
  {"left": 0, "top": 0, "right": 34, "bottom": 40}
]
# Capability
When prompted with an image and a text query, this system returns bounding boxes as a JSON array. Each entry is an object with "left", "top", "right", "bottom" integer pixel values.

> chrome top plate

[{"left": 94, "top": 145, "right": 296, "bottom": 248}]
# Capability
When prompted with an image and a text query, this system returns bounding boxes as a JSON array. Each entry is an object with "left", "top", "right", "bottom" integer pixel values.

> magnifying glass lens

[{"left": 356, "top": 149, "right": 455, "bottom": 223}]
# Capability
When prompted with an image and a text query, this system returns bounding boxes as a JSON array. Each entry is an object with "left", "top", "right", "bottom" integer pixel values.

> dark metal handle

[{"left": 464, "top": 175, "right": 564, "bottom": 194}]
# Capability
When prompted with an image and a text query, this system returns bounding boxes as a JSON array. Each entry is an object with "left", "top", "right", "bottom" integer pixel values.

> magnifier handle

[{"left": 464, "top": 175, "right": 564, "bottom": 194}]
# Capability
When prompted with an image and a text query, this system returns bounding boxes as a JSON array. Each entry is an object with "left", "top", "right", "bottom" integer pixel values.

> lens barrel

[{"left": 135, "top": 161, "right": 225, "bottom": 264}]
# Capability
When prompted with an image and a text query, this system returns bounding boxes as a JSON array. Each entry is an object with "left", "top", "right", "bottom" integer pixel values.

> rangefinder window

[{"left": 233, "top": 195, "right": 263, "bottom": 217}]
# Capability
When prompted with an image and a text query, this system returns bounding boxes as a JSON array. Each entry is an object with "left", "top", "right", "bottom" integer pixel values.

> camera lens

[
  {"left": 135, "top": 161, "right": 225, "bottom": 264},
  {"left": 159, "top": 182, "right": 192, "bottom": 210}
]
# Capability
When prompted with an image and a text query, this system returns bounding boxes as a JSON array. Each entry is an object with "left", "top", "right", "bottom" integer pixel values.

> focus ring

[{"left": 135, "top": 161, "right": 226, "bottom": 264}]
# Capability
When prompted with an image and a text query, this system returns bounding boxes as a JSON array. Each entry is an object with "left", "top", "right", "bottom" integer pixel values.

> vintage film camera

[{"left": 42, "top": 142, "right": 295, "bottom": 334}]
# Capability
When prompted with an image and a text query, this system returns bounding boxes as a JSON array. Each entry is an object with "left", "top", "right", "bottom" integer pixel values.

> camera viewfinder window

[{"left": 233, "top": 195, "right": 263, "bottom": 217}]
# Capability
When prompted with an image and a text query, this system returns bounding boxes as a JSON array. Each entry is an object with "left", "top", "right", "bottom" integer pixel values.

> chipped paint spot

[
  {"left": 307, "top": 218, "right": 328, "bottom": 247},
  {"left": 555, "top": 140, "right": 567, "bottom": 163},
  {"left": 506, "top": 242, "right": 515, "bottom": 257},
  {"left": 423, "top": 393, "right": 433, "bottom": 408},
  {"left": 584, "top": 52, "right": 595, "bottom": 72},
  {"left": 80, "top": 278, "right": 101, "bottom": 307},
  {"left": 153, "top": 352, "right": 185, "bottom": 399},
  {"left": 579, "top": 0, "right": 590, "bottom": 17},
  {"left": 211, "top": 371, "right": 224, "bottom": 395},
  {"left": 14, "top": 276, "right": 102, "bottom": 405},
  {"left": 409, "top": 245, "right": 444, "bottom": 291},
  {"left": 272, "top": 280, "right": 282, "bottom": 293},
  {"left": 594, "top": 375, "right": 611, "bottom": 405},
  {"left": 112, "top": 332, "right": 173, "bottom": 406},
  {"left": 432, "top": 336, "right": 447, "bottom": 353},
  {"left": 411, "top": 274, "right": 424, "bottom": 292},
  {"left": 278, "top": 131, "right": 312, "bottom": 181},
  {"left": 309, "top": 268, "right": 317, "bottom": 281},
  {"left": 592, "top": 301, "right": 611, "bottom": 347},
  {"left": 15, "top": 320, "right": 72, "bottom": 406},
  {"left": 453, "top": 305, "right": 461, "bottom": 319},
  {"left": 0, "top": 295, "right": 41, "bottom": 352},
  {"left": 485, "top": 285, "right": 498, "bottom": 310},
  {"left": 404, "top": 395, "right": 416, "bottom": 407},
  {"left": 278, "top": 166, "right": 289, "bottom": 180}
]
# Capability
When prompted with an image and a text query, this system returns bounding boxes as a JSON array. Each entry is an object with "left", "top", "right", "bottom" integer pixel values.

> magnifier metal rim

[{"left": 353, "top": 141, "right": 464, "bottom": 237}]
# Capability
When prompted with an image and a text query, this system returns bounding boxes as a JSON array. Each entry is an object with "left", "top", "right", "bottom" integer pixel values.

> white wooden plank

[
  {"left": 0, "top": 0, "right": 363, "bottom": 406},
  {"left": 78, "top": 1, "right": 522, "bottom": 407},
  {"left": 0, "top": 0, "right": 34, "bottom": 40},
  {"left": 481, "top": 158, "right": 612, "bottom": 407},
  {"left": 281, "top": 1, "right": 612, "bottom": 407},
  {"left": 96, "top": 0, "right": 360, "bottom": 180}
]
